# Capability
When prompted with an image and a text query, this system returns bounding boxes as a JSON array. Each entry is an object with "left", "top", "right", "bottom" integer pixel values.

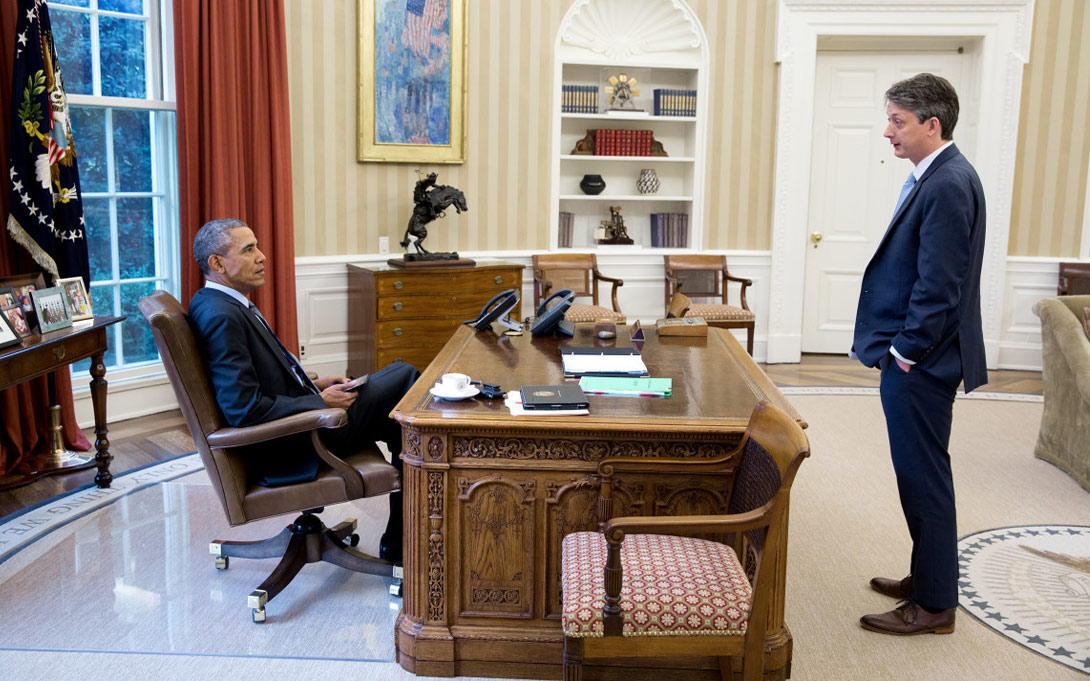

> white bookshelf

[{"left": 550, "top": 0, "right": 709, "bottom": 251}]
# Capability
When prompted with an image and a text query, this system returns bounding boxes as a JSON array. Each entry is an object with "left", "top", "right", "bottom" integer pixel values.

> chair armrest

[
  {"left": 593, "top": 270, "right": 624, "bottom": 313},
  {"left": 723, "top": 272, "right": 753, "bottom": 310},
  {"left": 206, "top": 408, "right": 349, "bottom": 448},
  {"left": 602, "top": 510, "right": 770, "bottom": 544}
]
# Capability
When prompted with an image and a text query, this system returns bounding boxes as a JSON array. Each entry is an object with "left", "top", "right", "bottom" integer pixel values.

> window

[{"left": 49, "top": 0, "right": 177, "bottom": 372}]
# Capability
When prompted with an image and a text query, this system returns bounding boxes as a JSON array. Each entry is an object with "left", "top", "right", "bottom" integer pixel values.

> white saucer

[{"left": 430, "top": 385, "right": 480, "bottom": 401}]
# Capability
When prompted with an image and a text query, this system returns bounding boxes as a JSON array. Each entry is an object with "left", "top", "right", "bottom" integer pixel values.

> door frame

[{"left": 767, "top": 0, "right": 1034, "bottom": 365}]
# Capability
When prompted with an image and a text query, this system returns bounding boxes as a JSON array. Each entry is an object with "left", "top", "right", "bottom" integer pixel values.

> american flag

[{"left": 402, "top": 0, "right": 447, "bottom": 60}]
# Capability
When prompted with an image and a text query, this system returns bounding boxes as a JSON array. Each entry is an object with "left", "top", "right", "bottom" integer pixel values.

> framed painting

[{"left": 357, "top": 0, "right": 466, "bottom": 163}]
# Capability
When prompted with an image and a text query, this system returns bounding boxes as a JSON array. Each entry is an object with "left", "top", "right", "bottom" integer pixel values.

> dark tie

[
  {"left": 894, "top": 173, "right": 916, "bottom": 215},
  {"left": 247, "top": 302, "right": 320, "bottom": 395}
]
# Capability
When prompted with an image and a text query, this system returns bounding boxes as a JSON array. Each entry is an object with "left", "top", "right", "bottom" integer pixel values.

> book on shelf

[
  {"left": 558, "top": 211, "right": 574, "bottom": 248},
  {"left": 561, "top": 84, "right": 598, "bottom": 114},
  {"left": 650, "top": 212, "right": 690, "bottom": 247},
  {"left": 591, "top": 129, "right": 653, "bottom": 156},
  {"left": 653, "top": 88, "right": 697, "bottom": 117}
]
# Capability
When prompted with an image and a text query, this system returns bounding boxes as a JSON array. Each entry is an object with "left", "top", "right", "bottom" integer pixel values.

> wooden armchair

[
  {"left": 664, "top": 254, "right": 755, "bottom": 354},
  {"left": 533, "top": 253, "right": 625, "bottom": 323},
  {"left": 139, "top": 291, "right": 402, "bottom": 623},
  {"left": 561, "top": 402, "right": 810, "bottom": 681},
  {"left": 1058, "top": 262, "right": 1090, "bottom": 296}
]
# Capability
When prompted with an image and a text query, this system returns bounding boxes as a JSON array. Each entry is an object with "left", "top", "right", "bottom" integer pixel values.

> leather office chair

[
  {"left": 561, "top": 402, "right": 809, "bottom": 681},
  {"left": 1058, "top": 262, "right": 1090, "bottom": 296},
  {"left": 533, "top": 253, "right": 625, "bottom": 323},
  {"left": 664, "top": 254, "right": 755, "bottom": 355},
  {"left": 139, "top": 291, "right": 401, "bottom": 623}
]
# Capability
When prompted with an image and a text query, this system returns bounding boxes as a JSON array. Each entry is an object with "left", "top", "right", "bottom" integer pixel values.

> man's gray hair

[
  {"left": 885, "top": 73, "right": 959, "bottom": 141},
  {"left": 193, "top": 218, "right": 248, "bottom": 275}
]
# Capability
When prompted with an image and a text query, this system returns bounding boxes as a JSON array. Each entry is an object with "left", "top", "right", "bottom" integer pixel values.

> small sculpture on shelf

[
  {"left": 597, "top": 205, "right": 633, "bottom": 245},
  {"left": 571, "top": 130, "right": 595, "bottom": 155},
  {"left": 397, "top": 171, "right": 470, "bottom": 265},
  {"left": 605, "top": 72, "right": 641, "bottom": 111}
]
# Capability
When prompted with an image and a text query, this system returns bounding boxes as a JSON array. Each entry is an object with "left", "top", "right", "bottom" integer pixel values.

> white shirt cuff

[{"left": 889, "top": 346, "right": 916, "bottom": 365}]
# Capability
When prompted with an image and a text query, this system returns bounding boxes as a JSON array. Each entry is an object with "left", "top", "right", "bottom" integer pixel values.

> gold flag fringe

[{"left": 6, "top": 213, "right": 59, "bottom": 283}]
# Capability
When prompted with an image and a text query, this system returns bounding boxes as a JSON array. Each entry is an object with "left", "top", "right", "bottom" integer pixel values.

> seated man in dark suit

[{"left": 188, "top": 218, "right": 419, "bottom": 561}]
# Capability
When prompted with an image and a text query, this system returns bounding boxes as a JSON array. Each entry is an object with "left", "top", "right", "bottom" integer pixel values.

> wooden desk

[
  {"left": 392, "top": 325, "right": 804, "bottom": 680},
  {"left": 0, "top": 316, "right": 124, "bottom": 489}
]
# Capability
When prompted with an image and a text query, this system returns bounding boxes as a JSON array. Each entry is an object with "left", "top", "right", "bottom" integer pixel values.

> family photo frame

[
  {"left": 2, "top": 303, "right": 31, "bottom": 338},
  {"left": 357, "top": 0, "right": 467, "bottom": 163},
  {"left": 0, "top": 305, "right": 21, "bottom": 350},
  {"left": 58, "top": 276, "right": 93, "bottom": 321},
  {"left": 30, "top": 286, "right": 73, "bottom": 334}
]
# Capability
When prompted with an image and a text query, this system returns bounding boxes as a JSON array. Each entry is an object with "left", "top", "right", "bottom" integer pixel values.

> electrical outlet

[
  {"left": 379, "top": 237, "right": 389, "bottom": 254},
  {"left": 299, "top": 344, "right": 305, "bottom": 358}
]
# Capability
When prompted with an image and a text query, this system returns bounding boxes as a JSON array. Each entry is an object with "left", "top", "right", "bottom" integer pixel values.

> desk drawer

[
  {"left": 376, "top": 294, "right": 498, "bottom": 321},
  {"left": 375, "top": 268, "right": 520, "bottom": 296}
]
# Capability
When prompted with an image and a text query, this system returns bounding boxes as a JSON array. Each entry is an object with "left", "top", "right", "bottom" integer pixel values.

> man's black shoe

[{"left": 379, "top": 531, "right": 402, "bottom": 563}]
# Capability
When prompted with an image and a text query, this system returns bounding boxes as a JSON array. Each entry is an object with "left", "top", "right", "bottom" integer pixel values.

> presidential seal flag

[{"left": 6, "top": 0, "right": 89, "bottom": 286}]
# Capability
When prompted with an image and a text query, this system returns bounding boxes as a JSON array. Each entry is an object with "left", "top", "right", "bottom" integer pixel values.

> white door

[{"left": 801, "top": 51, "right": 970, "bottom": 353}]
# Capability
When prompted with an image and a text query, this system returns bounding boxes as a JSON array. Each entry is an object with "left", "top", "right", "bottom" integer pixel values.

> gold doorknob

[{"left": 810, "top": 231, "right": 823, "bottom": 248}]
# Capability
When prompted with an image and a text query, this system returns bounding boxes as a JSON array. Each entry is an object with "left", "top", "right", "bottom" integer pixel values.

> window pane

[
  {"left": 100, "top": 16, "right": 146, "bottom": 98},
  {"left": 70, "top": 107, "right": 108, "bottom": 192},
  {"left": 84, "top": 198, "right": 113, "bottom": 281},
  {"left": 112, "top": 110, "right": 151, "bottom": 191},
  {"left": 49, "top": 10, "right": 93, "bottom": 96},
  {"left": 117, "top": 197, "right": 155, "bottom": 279},
  {"left": 100, "top": 0, "right": 145, "bottom": 15},
  {"left": 120, "top": 282, "right": 157, "bottom": 364}
]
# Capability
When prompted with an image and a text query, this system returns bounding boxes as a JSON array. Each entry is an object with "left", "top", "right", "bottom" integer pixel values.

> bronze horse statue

[{"left": 400, "top": 173, "right": 468, "bottom": 255}]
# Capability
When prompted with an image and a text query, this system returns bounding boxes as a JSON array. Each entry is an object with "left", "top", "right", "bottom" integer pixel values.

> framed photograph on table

[
  {"left": 0, "top": 288, "right": 15, "bottom": 308},
  {"left": 0, "top": 306, "right": 22, "bottom": 350},
  {"left": 2, "top": 304, "right": 31, "bottom": 337},
  {"left": 58, "top": 276, "right": 93, "bottom": 321},
  {"left": 357, "top": 0, "right": 466, "bottom": 163},
  {"left": 30, "top": 286, "right": 72, "bottom": 333}
]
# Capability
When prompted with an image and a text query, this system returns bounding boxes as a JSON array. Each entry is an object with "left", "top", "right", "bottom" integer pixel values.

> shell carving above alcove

[{"left": 560, "top": 0, "right": 701, "bottom": 61}]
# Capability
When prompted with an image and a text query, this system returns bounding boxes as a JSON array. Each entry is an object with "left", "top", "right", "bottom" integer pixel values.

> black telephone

[
  {"left": 465, "top": 288, "right": 521, "bottom": 331},
  {"left": 530, "top": 289, "right": 576, "bottom": 336}
]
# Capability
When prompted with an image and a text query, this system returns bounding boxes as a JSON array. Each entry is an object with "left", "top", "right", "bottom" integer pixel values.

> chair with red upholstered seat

[
  {"left": 140, "top": 290, "right": 401, "bottom": 623},
  {"left": 664, "top": 254, "right": 755, "bottom": 354},
  {"left": 560, "top": 402, "right": 810, "bottom": 681},
  {"left": 533, "top": 253, "right": 625, "bottom": 323}
]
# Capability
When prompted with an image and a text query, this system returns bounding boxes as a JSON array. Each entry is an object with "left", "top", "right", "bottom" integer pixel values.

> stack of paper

[
  {"left": 561, "top": 347, "right": 648, "bottom": 376},
  {"left": 578, "top": 376, "right": 672, "bottom": 397}
]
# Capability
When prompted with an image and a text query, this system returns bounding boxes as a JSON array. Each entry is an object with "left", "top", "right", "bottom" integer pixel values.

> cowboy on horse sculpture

[{"left": 400, "top": 172, "right": 468, "bottom": 260}]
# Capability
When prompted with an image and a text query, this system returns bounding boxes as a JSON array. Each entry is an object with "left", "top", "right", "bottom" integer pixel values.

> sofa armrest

[{"left": 1033, "top": 297, "right": 1090, "bottom": 404}]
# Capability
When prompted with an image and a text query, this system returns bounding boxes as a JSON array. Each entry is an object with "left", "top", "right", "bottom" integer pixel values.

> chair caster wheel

[
  {"left": 344, "top": 533, "right": 360, "bottom": 547},
  {"left": 252, "top": 607, "right": 266, "bottom": 623},
  {"left": 215, "top": 555, "right": 229, "bottom": 570},
  {"left": 389, "top": 580, "right": 403, "bottom": 597}
]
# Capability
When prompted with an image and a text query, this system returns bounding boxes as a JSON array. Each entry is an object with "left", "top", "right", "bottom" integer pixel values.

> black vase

[{"left": 579, "top": 174, "right": 606, "bottom": 195}]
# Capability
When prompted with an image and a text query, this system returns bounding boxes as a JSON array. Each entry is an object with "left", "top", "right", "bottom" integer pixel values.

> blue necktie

[
  {"left": 248, "top": 302, "right": 320, "bottom": 395},
  {"left": 894, "top": 173, "right": 916, "bottom": 215}
]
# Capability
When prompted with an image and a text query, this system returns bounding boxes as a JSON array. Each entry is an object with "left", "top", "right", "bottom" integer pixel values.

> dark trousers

[
  {"left": 878, "top": 356, "right": 959, "bottom": 610},
  {"left": 323, "top": 361, "right": 420, "bottom": 533}
]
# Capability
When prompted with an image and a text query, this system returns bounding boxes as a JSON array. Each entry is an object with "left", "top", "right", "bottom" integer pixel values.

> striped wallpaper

[
  {"left": 1009, "top": 0, "right": 1090, "bottom": 257},
  {"left": 284, "top": 0, "right": 1088, "bottom": 259}
]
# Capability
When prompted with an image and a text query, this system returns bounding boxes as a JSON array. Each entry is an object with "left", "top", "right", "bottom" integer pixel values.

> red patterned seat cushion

[
  {"left": 561, "top": 531, "right": 752, "bottom": 638},
  {"left": 685, "top": 303, "right": 754, "bottom": 321},
  {"left": 564, "top": 304, "right": 626, "bottom": 323}
]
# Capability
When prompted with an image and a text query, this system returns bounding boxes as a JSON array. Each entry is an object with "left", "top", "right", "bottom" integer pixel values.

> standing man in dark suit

[
  {"left": 853, "top": 73, "right": 987, "bottom": 635},
  {"left": 188, "top": 218, "right": 419, "bottom": 561}
]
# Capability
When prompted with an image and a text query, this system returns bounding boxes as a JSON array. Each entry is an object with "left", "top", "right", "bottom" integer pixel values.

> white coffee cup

[{"left": 438, "top": 373, "right": 470, "bottom": 393}]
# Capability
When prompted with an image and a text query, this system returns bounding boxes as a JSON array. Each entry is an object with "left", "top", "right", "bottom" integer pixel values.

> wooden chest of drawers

[{"left": 348, "top": 261, "right": 523, "bottom": 376}]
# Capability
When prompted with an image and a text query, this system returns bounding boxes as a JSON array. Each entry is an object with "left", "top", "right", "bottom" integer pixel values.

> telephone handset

[
  {"left": 530, "top": 288, "right": 576, "bottom": 336},
  {"left": 465, "top": 288, "right": 521, "bottom": 331}
]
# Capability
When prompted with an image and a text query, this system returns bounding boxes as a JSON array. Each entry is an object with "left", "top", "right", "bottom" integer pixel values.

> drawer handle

[
  {"left": 394, "top": 280, "right": 404, "bottom": 290},
  {"left": 393, "top": 302, "right": 403, "bottom": 311},
  {"left": 393, "top": 327, "right": 403, "bottom": 336},
  {"left": 53, "top": 346, "right": 67, "bottom": 361},
  {"left": 494, "top": 275, "right": 503, "bottom": 284}
]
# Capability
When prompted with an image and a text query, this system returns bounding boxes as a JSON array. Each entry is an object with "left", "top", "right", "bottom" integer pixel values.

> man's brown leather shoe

[
  {"left": 870, "top": 575, "right": 912, "bottom": 599},
  {"left": 860, "top": 600, "right": 955, "bottom": 635}
]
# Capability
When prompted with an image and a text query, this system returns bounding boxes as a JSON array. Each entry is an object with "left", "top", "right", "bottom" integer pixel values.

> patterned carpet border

[
  {"left": 959, "top": 525, "right": 1090, "bottom": 676},
  {"left": 779, "top": 386, "right": 1042, "bottom": 402},
  {"left": 0, "top": 453, "right": 203, "bottom": 567}
]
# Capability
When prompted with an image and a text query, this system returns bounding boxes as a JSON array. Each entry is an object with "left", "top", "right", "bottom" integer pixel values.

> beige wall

[
  {"left": 1010, "top": 0, "right": 1090, "bottom": 257},
  {"left": 285, "top": 0, "right": 1088, "bottom": 259},
  {"left": 284, "top": 0, "right": 778, "bottom": 256}
]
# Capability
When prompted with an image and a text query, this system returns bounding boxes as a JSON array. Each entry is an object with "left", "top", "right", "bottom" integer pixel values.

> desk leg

[{"left": 89, "top": 351, "right": 112, "bottom": 488}]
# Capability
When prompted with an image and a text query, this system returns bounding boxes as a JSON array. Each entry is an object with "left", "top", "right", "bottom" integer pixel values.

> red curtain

[
  {"left": 0, "top": 2, "right": 91, "bottom": 477},
  {"left": 174, "top": 0, "right": 300, "bottom": 352}
]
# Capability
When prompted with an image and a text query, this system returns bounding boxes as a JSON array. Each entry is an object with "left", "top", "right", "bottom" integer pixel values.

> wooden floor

[{"left": 0, "top": 354, "right": 1043, "bottom": 519}]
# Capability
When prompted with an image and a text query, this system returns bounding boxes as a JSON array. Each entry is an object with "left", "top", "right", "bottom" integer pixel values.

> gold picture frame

[
  {"left": 357, "top": 0, "right": 467, "bottom": 163},
  {"left": 58, "top": 276, "right": 93, "bottom": 321}
]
